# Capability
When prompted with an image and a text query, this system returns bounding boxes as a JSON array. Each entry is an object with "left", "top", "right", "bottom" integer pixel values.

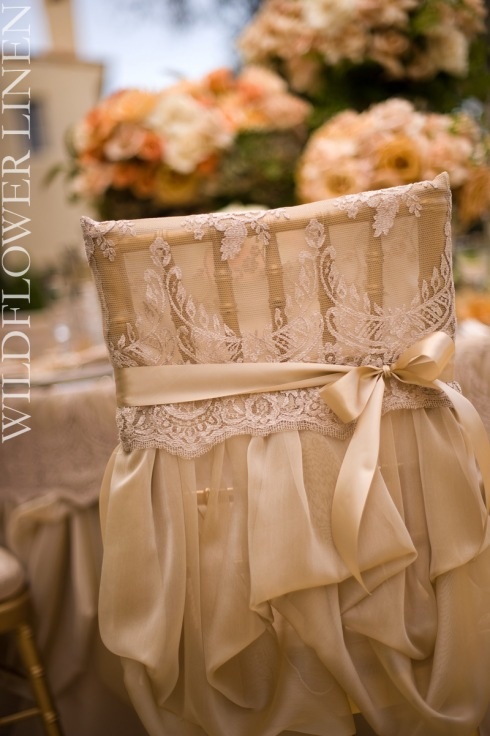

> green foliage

[
  {"left": 0, "top": 270, "right": 50, "bottom": 311},
  {"left": 299, "top": 49, "right": 490, "bottom": 132},
  {"left": 205, "top": 129, "right": 308, "bottom": 209}
]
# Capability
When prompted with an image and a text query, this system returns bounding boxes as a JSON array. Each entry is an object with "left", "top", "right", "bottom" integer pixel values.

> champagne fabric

[
  {"left": 82, "top": 173, "right": 490, "bottom": 736},
  {"left": 0, "top": 546, "right": 25, "bottom": 599}
]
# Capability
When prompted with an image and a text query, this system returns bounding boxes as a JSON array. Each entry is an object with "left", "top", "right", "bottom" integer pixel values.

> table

[
  {"left": 454, "top": 322, "right": 490, "bottom": 439},
  {"left": 0, "top": 374, "right": 147, "bottom": 736}
]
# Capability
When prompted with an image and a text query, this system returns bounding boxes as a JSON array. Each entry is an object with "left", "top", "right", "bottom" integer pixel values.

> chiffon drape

[{"left": 82, "top": 174, "right": 490, "bottom": 735}]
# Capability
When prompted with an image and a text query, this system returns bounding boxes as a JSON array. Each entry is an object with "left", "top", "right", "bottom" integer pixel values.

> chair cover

[{"left": 81, "top": 172, "right": 490, "bottom": 736}]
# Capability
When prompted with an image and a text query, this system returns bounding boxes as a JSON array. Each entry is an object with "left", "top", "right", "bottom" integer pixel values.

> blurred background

[
  {"left": 2, "top": 6, "right": 490, "bottom": 735},
  {"left": 2, "top": 0, "right": 257, "bottom": 274},
  {"left": 27, "top": 0, "right": 257, "bottom": 94},
  {"left": 2, "top": 0, "right": 490, "bottom": 322}
]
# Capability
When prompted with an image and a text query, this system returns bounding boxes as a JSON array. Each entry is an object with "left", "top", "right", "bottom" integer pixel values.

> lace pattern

[
  {"left": 333, "top": 180, "right": 428, "bottom": 236},
  {"left": 117, "top": 382, "right": 456, "bottom": 457},
  {"left": 81, "top": 174, "right": 455, "bottom": 456},
  {"left": 183, "top": 208, "right": 290, "bottom": 260},
  {"left": 81, "top": 216, "right": 136, "bottom": 262}
]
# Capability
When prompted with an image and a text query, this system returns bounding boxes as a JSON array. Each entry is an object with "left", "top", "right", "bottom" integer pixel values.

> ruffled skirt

[{"left": 98, "top": 407, "right": 490, "bottom": 736}]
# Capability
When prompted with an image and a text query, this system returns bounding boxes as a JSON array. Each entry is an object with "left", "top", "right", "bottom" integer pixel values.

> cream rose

[
  {"left": 426, "top": 27, "right": 469, "bottom": 77},
  {"left": 303, "top": 0, "right": 357, "bottom": 33},
  {"left": 147, "top": 93, "right": 233, "bottom": 174}
]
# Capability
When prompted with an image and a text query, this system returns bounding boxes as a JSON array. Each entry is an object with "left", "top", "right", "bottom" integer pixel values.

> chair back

[{"left": 82, "top": 173, "right": 454, "bottom": 456}]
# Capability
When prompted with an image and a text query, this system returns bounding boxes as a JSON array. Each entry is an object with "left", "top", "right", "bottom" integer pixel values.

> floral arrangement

[
  {"left": 296, "top": 98, "right": 490, "bottom": 229},
  {"left": 66, "top": 65, "right": 311, "bottom": 218},
  {"left": 238, "top": 0, "right": 489, "bottom": 117},
  {"left": 61, "top": 4, "right": 489, "bottom": 237}
]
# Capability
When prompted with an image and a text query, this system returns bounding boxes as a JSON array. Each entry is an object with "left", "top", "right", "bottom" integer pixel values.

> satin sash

[{"left": 115, "top": 331, "right": 490, "bottom": 587}]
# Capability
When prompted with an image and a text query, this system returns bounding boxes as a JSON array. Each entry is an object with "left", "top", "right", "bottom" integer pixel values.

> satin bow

[
  {"left": 116, "top": 331, "right": 490, "bottom": 588},
  {"left": 318, "top": 331, "right": 490, "bottom": 587}
]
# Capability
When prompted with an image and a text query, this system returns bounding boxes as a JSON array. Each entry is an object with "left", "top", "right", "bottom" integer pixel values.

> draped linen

[
  {"left": 456, "top": 327, "right": 490, "bottom": 438},
  {"left": 0, "top": 379, "right": 147, "bottom": 736},
  {"left": 0, "top": 378, "right": 149, "bottom": 736},
  {"left": 82, "top": 173, "right": 490, "bottom": 736}
]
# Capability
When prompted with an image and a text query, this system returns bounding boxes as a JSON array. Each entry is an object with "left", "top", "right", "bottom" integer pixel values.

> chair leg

[{"left": 15, "top": 622, "right": 63, "bottom": 736}]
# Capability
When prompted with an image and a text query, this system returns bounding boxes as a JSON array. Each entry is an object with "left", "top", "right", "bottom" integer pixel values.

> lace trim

[
  {"left": 333, "top": 180, "right": 429, "bottom": 237},
  {"left": 116, "top": 382, "right": 457, "bottom": 457},
  {"left": 82, "top": 180, "right": 433, "bottom": 262},
  {"left": 81, "top": 216, "right": 136, "bottom": 262},
  {"left": 183, "top": 208, "right": 290, "bottom": 260}
]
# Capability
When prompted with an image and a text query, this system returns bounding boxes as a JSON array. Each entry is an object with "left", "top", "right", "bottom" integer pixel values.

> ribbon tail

[
  {"left": 331, "top": 377, "right": 385, "bottom": 591},
  {"left": 437, "top": 380, "right": 490, "bottom": 513}
]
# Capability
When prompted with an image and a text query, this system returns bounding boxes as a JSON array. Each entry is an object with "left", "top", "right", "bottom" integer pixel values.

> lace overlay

[
  {"left": 81, "top": 217, "right": 136, "bottom": 262},
  {"left": 80, "top": 174, "right": 490, "bottom": 736},
  {"left": 183, "top": 208, "right": 290, "bottom": 260},
  {"left": 333, "top": 180, "right": 426, "bottom": 236},
  {"left": 116, "top": 382, "right": 455, "bottom": 456},
  {"left": 81, "top": 173, "right": 455, "bottom": 455}
]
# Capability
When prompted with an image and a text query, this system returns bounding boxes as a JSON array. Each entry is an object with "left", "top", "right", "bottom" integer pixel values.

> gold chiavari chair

[
  {"left": 0, "top": 547, "right": 63, "bottom": 735},
  {"left": 81, "top": 172, "right": 489, "bottom": 736}
]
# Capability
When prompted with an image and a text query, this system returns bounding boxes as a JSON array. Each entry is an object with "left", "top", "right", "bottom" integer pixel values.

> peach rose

[
  {"left": 154, "top": 167, "right": 201, "bottom": 206},
  {"left": 297, "top": 155, "right": 371, "bottom": 201},
  {"left": 457, "top": 167, "right": 490, "bottom": 226},
  {"left": 368, "top": 30, "right": 411, "bottom": 77},
  {"left": 319, "top": 25, "right": 366, "bottom": 63},
  {"left": 112, "top": 162, "right": 141, "bottom": 189},
  {"left": 204, "top": 68, "right": 235, "bottom": 96},
  {"left": 375, "top": 135, "right": 422, "bottom": 182},
  {"left": 357, "top": 0, "right": 416, "bottom": 26},
  {"left": 367, "top": 98, "right": 419, "bottom": 132},
  {"left": 139, "top": 131, "right": 164, "bottom": 162},
  {"left": 247, "top": 94, "right": 312, "bottom": 130},
  {"left": 103, "top": 123, "right": 146, "bottom": 161},
  {"left": 424, "top": 132, "right": 473, "bottom": 186},
  {"left": 70, "top": 163, "right": 114, "bottom": 198},
  {"left": 237, "top": 64, "right": 289, "bottom": 95},
  {"left": 319, "top": 169, "right": 363, "bottom": 197},
  {"left": 106, "top": 89, "right": 158, "bottom": 124},
  {"left": 73, "top": 108, "right": 118, "bottom": 151}
]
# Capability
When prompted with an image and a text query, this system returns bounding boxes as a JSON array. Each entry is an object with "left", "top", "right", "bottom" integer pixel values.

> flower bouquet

[
  {"left": 238, "top": 0, "right": 489, "bottom": 121},
  {"left": 296, "top": 98, "right": 490, "bottom": 231},
  {"left": 64, "top": 65, "right": 312, "bottom": 220}
]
